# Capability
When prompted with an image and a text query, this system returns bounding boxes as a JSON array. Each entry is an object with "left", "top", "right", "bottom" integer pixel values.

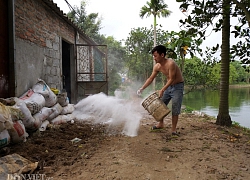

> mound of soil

[{"left": 3, "top": 112, "right": 250, "bottom": 180}]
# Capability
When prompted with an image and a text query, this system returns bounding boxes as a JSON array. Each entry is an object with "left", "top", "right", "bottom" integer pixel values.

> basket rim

[{"left": 141, "top": 91, "right": 160, "bottom": 108}]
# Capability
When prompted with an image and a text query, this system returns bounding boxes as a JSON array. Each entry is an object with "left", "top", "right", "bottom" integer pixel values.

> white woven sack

[
  {"left": 30, "top": 107, "right": 54, "bottom": 131},
  {"left": 47, "top": 103, "right": 63, "bottom": 121},
  {"left": 19, "top": 89, "right": 45, "bottom": 115},
  {"left": 0, "top": 103, "right": 12, "bottom": 124},
  {"left": 57, "top": 93, "right": 69, "bottom": 107},
  {"left": 33, "top": 107, "right": 54, "bottom": 125},
  {"left": 0, "top": 103, "right": 14, "bottom": 132},
  {"left": 51, "top": 115, "right": 68, "bottom": 125},
  {"left": 8, "top": 120, "right": 29, "bottom": 144},
  {"left": 60, "top": 104, "right": 75, "bottom": 115},
  {"left": 32, "top": 79, "right": 57, "bottom": 107},
  {"left": 66, "top": 114, "right": 75, "bottom": 121},
  {"left": 12, "top": 98, "right": 36, "bottom": 130}
]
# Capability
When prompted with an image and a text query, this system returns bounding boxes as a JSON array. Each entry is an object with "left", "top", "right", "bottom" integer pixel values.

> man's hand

[
  {"left": 137, "top": 88, "right": 143, "bottom": 95},
  {"left": 158, "top": 89, "right": 164, "bottom": 97}
]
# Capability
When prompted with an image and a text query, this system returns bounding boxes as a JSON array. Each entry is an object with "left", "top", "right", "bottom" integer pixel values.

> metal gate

[{"left": 76, "top": 44, "right": 108, "bottom": 101}]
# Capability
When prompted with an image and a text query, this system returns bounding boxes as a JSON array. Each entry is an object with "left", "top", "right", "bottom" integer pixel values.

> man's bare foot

[{"left": 151, "top": 125, "right": 164, "bottom": 130}]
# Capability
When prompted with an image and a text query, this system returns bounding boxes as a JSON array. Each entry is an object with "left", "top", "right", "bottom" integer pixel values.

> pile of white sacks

[{"left": 0, "top": 78, "right": 75, "bottom": 148}]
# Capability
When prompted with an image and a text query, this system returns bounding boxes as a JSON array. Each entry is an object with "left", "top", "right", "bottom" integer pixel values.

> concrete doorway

[
  {"left": 0, "top": 0, "right": 9, "bottom": 98},
  {"left": 62, "top": 40, "right": 72, "bottom": 102}
]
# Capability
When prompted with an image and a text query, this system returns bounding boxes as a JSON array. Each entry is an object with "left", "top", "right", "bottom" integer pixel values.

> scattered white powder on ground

[{"left": 73, "top": 92, "right": 143, "bottom": 137}]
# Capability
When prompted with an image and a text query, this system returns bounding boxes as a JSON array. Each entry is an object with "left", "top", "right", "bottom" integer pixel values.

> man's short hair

[{"left": 151, "top": 45, "right": 167, "bottom": 56}]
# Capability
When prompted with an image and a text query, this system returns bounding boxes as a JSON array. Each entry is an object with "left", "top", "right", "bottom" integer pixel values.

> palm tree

[
  {"left": 216, "top": 0, "right": 232, "bottom": 126},
  {"left": 140, "top": 0, "right": 171, "bottom": 47},
  {"left": 140, "top": 0, "right": 171, "bottom": 90}
]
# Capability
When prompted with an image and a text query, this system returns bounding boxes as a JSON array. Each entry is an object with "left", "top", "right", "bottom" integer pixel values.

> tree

[
  {"left": 125, "top": 26, "right": 175, "bottom": 91},
  {"left": 231, "top": 0, "right": 250, "bottom": 27},
  {"left": 66, "top": 0, "right": 127, "bottom": 95},
  {"left": 139, "top": 0, "right": 171, "bottom": 90},
  {"left": 230, "top": 0, "right": 250, "bottom": 65},
  {"left": 67, "top": 0, "right": 102, "bottom": 41},
  {"left": 125, "top": 27, "right": 154, "bottom": 82},
  {"left": 164, "top": 30, "right": 203, "bottom": 73},
  {"left": 177, "top": 0, "right": 250, "bottom": 64},
  {"left": 216, "top": 0, "right": 232, "bottom": 126},
  {"left": 139, "top": 0, "right": 171, "bottom": 47},
  {"left": 183, "top": 57, "right": 213, "bottom": 88},
  {"left": 97, "top": 36, "right": 126, "bottom": 94},
  {"left": 231, "top": 61, "right": 247, "bottom": 83},
  {"left": 209, "top": 62, "right": 239, "bottom": 86},
  {"left": 124, "top": 26, "right": 205, "bottom": 91},
  {"left": 92, "top": 35, "right": 127, "bottom": 95},
  {"left": 176, "top": 0, "right": 249, "bottom": 126}
]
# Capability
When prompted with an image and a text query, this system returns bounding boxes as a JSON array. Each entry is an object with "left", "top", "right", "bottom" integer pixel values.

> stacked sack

[
  {"left": 0, "top": 78, "right": 76, "bottom": 148},
  {"left": 39, "top": 95, "right": 75, "bottom": 131},
  {"left": 24, "top": 78, "right": 76, "bottom": 131},
  {"left": 0, "top": 99, "right": 29, "bottom": 148}
]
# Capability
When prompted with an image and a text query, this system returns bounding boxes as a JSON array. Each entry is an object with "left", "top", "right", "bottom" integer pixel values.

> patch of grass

[
  {"left": 232, "top": 121, "right": 240, "bottom": 128},
  {"left": 160, "top": 147, "right": 173, "bottom": 152},
  {"left": 182, "top": 105, "right": 194, "bottom": 113},
  {"left": 242, "top": 127, "right": 250, "bottom": 134},
  {"left": 201, "top": 143, "right": 211, "bottom": 150},
  {"left": 160, "top": 147, "right": 182, "bottom": 152},
  {"left": 232, "top": 121, "right": 250, "bottom": 131},
  {"left": 231, "top": 121, "right": 250, "bottom": 136}
]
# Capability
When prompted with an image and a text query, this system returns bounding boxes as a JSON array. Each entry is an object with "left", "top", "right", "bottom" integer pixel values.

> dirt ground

[{"left": 4, "top": 110, "right": 250, "bottom": 180}]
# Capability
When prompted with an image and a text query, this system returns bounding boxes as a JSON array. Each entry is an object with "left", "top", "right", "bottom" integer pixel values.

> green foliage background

[{"left": 66, "top": 0, "right": 249, "bottom": 95}]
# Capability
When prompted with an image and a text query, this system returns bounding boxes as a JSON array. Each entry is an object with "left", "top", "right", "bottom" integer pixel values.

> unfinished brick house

[{"left": 0, "top": 0, "right": 108, "bottom": 103}]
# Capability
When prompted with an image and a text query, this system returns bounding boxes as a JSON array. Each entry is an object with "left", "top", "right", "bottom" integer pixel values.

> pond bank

[{"left": 229, "top": 84, "right": 250, "bottom": 88}]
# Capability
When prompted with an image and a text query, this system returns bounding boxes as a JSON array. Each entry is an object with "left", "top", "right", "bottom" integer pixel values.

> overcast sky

[
  {"left": 53, "top": 0, "right": 222, "bottom": 57},
  {"left": 53, "top": 0, "right": 202, "bottom": 39}
]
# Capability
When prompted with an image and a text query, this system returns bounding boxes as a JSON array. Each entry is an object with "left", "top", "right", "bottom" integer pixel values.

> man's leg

[
  {"left": 171, "top": 82, "right": 184, "bottom": 134},
  {"left": 171, "top": 115, "right": 178, "bottom": 132},
  {"left": 159, "top": 87, "right": 171, "bottom": 129},
  {"left": 156, "top": 118, "right": 164, "bottom": 128}
]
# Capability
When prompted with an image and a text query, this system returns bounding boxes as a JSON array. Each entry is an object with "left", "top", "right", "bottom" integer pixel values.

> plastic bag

[{"left": 0, "top": 130, "right": 10, "bottom": 148}]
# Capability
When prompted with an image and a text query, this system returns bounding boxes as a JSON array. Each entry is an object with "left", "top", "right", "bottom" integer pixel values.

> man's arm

[{"left": 138, "top": 64, "right": 159, "bottom": 93}]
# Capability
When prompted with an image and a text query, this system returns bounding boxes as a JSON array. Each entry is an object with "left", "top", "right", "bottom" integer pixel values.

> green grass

[{"left": 182, "top": 105, "right": 194, "bottom": 113}]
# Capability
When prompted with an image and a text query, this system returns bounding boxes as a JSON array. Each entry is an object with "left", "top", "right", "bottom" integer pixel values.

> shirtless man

[{"left": 137, "top": 45, "right": 184, "bottom": 135}]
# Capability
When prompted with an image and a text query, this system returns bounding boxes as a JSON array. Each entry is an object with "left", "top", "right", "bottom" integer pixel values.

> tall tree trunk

[
  {"left": 216, "top": 0, "right": 232, "bottom": 126},
  {"left": 153, "top": 15, "right": 157, "bottom": 47},
  {"left": 152, "top": 15, "right": 157, "bottom": 91},
  {"left": 180, "top": 51, "right": 185, "bottom": 73}
]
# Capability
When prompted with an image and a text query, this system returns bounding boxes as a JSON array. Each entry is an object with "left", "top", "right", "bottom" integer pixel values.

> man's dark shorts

[{"left": 161, "top": 82, "right": 184, "bottom": 116}]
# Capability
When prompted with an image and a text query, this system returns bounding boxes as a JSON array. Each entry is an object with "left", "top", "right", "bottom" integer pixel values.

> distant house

[{"left": 0, "top": 0, "right": 108, "bottom": 103}]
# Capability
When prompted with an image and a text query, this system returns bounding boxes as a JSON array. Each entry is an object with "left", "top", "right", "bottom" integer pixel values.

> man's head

[
  {"left": 151, "top": 45, "right": 167, "bottom": 57},
  {"left": 151, "top": 45, "right": 167, "bottom": 63}
]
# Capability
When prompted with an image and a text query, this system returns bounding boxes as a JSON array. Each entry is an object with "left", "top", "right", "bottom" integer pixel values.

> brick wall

[
  {"left": 15, "top": 0, "right": 75, "bottom": 46},
  {"left": 14, "top": 0, "right": 78, "bottom": 95}
]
